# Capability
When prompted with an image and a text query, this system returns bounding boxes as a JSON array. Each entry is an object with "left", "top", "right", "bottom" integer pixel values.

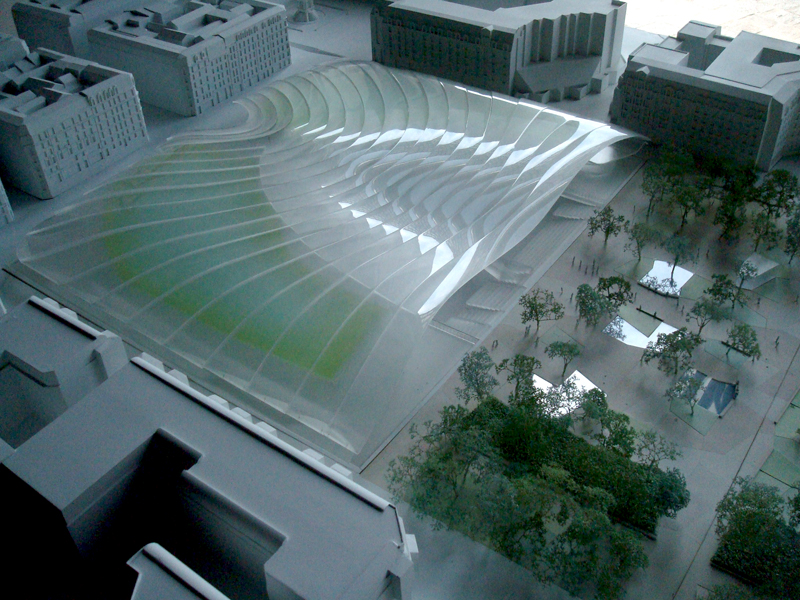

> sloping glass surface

[{"left": 18, "top": 62, "right": 632, "bottom": 456}]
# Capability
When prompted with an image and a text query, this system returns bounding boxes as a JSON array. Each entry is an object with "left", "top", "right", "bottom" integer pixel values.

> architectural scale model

[
  {"left": 0, "top": 35, "right": 148, "bottom": 199},
  {"left": 12, "top": 61, "right": 635, "bottom": 466},
  {"left": 610, "top": 21, "right": 800, "bottom": 170},
  {"left": 0, "top": 296, "right": 416, "bottom": 600},
  {"left": 11, "top": 0, "right": 151, "bottom": 58},
  {"left": 0, "top": 177, "right": 12, "bottom": 224},
  {"left": 371, "top": 0, "right": 627, "bottom": 100},
  {"left": 88, "top": 0, "right": 291, "bottom": 117}
]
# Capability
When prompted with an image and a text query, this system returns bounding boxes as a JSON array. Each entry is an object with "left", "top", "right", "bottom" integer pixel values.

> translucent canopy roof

[{"left": 18, "top": 62, "right": 632, "bottom": 459}]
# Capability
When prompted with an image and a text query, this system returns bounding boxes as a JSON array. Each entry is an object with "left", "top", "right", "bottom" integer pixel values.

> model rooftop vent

[{"left": 755, "top": 47, "right": 800, "bottom": 67}]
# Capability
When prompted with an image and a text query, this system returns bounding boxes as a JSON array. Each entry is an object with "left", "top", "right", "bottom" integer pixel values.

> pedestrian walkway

[{"left": 625, "top": 0, "right": 800, "bottom": 43}]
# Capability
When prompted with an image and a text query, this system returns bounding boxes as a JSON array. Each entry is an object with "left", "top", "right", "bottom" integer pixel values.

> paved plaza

[
  {"left": 362, "top": 156, "right": 800, "bottom": 599},
  {"left": 625, "top": 0, "right": 800, "bottom": 43}
]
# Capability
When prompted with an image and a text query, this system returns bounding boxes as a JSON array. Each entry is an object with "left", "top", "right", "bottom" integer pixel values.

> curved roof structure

[{"left": 17, "top": 61, "right": 632, "bottom": 459}]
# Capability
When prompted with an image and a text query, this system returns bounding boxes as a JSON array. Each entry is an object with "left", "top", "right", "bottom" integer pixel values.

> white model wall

[
  {"left": 89, "top": 36, "right": 194, "bottom": 116},
  {"left": 12, "top": 0, "right": 150, "bottom": 57},
  {"left": 88, "top": 8, "right": 290, "bottom": 116},
  {"left": 0, "top": 57, "right": 148, "bottom": 198}
]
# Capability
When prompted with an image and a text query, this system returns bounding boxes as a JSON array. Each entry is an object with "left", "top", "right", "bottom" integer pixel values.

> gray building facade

[
  {"left": 0, "top": 295, "right": 416, "bottom": 600},
  {"left": 371, "top": 0, "right": 627, "bottom": 100},
  {"left": 12, "top": 0, "right": 152, "bottom": 58},
  {"left": 610, "top": 21, "right": 800, "bottom": 170},
  {"left": 88, "top": 0, "right": 291, "bottom": 116},
  {"left": 0, "top": 36, "right": 148, "bottom": 199}
]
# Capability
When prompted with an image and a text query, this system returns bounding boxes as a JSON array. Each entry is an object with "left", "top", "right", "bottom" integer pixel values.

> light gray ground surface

[
  {"left": 0, "top": 2, "right": 799, "bottom": 600},
  {"left": 363, "top": 155, "right": 800, "bottom": 600}
]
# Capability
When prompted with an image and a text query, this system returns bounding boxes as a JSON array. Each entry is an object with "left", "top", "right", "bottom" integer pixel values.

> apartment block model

[
  {"left": 88, "top": 0, "right": 291, "bottom": 117},
  {"left": 610, "top": 21, "right": 800, "bottom": 170},
  {"left": 0, "top": 35, "right": 148, "bottom": 199},
  {"left": 12, "top": 0, "right": 152, "bottom": 58},
  {"left": 0, "top": 296, "right": 416, "bottom": 600},
  {"left": 371, "top": 0, "right": 627, "bottom": 100}
]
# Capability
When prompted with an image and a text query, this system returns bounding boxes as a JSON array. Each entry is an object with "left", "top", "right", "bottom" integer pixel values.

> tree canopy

[
  {"left": 519, "top": 288, "right": 564, "bottom": 331},
  {"left": 660, "top": 234, "right": 697, "bottom": 281},
  {"left": 667, "top": 180, "right": 707, "bottom": 232},
  {"left": 588, "top": 206, "right": 626, "bottom": 245},
  {"left": 686, "top": 295, "right": 731, "bottom": 334},
  {"left": 596, "top": 276, "right": 634, "bottom": 310},
  {"left": 545, "top": 340, "right": 581, "bottom": 379},
  {"left": 455, "top": 347, "right": 497, "bottom": 405},
  {"left": 725, "top": 323, "right": 761, "bottom": 360},
  {"left": 624, "top": 220, "right": 661, "bottom": 261},
  {"left": 388, "top": 352, "right": 692, "bottom": 600},
  {"left": 712, "top": 477, "right": 800, "bottom": 599},
  {"left": 497, "top": 354, "right": 541, "bottom": 405},
  {"left": 665, "top": 372, "right": 703, "bottom": 415},
  {"left": 641, "top": 327, "right": 703, "bottom": 376},
  {"left": 756, "top": 169, "right": 799, "bottom": 219},
  {"left": 751, "top": 210, "right": 783, "bottom": 253},
  {"left": 705, "top": 274, "right": 740, "bottom": 310},
  {"left": 785, "top": 207, "right": 800, "bottom": 264},
  {"left": 576, "top": 284, "right": 615, "bottom": 327}
]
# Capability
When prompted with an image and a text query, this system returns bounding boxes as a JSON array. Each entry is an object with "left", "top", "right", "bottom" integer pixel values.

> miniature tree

[
  {"left": 587, "top": 206, "right": 626, "bottom": 246},
  {"left": 665, "top": 373, "right": 703, "bottom": 415},
  {"left": 634, "top": 429, "right": 681, "bottom": 470},
  {"left": 575, "top": 284, "right": 614, "bottom": 327},
  {"left": 496, "top": 354, "right": 541, "bottom": 405},
  {"left": 545, "top": 340, "right": 581, "bottom": 379},
  {"left": 641, "top": 149, "right": 694, "bottom": 219},
  {"left": 540, "top": 376, "right": 584, "bottom": 419},
  {"left": 756, "top": 168, "right": 799, "bottom": 219},
  {"left": 751, "top": 210, "right": 783, "bottom": 252},
  {"left": 713, "top": 193, "right": 749, "bottom": 243},
  {"left": 705, "top": 274, "right": 739, "bottom": 310},
  {"left": 712, "top": 477, "right": 800, "bottom": 599},
  {"left": 686, "top": 295, "right": 731, "bottom": 334},
  {"left": 386, "top": 403, "right": 499, "bottom": 530},
  {"left": 667, "top": 181, "right": 706, "bottom": 232},
  {"left": 518, "top": 288, "right": 564, "bottom": 332},
  {"left": 595, "top": 275, "right": 634, "bottom": 310},
  {"left": 735, "top": 260, "right": 758, "bottom": 303},
  {"left": 623, "top": 220, "right": 661, "bottom": 261},
  {"left": 725, "top": 323, "right": 761, "bottom": 360},
  {"left": 721, "top": 161, "right": 758, "bottom": 200},
  {"left": 641, "top": 327, "right": 704, "bottom": 376},
  {"left": 593, "top": 408, "right": 637, "bottom": 457},
  {"left": 704, "top": 584, "right": 759, "bottom": 600},
  {"left": 454, "top": 347, "right": 497, "bottom": 405},
  {"left": 641, "top": 161, "right": 672, "bottom": 219},
  {"left": 579, "top": 388, "right": 608, "bottom": 424},
  {"left": 661, "top": 234, "right": 697, "bottom": 282},
  {"left": 785, "top": 207, "right": 800, "bottom": 264},
  {"left": 714, "top": 162, "right": 758, "bottom": 242},
  {"left": 603, "top": 315, "right": 625, "bottom": 340}
]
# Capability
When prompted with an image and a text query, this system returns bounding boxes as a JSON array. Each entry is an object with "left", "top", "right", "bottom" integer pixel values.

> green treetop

[
  {"left": 725, "top": 323, "right": 761, "bottom": 360},
  {"left": 519, "top": 288, "right": 564, "bottom": 331},
  {"left": 545, "top": 340, "right": 581, "bottom": 379},
  {"left": 575, "top": 284, "right": 615, "bottom": 327},
  {"left": 641, "top": 327, "right": 704, "bottom": 376},
  {"left": 587, "top": 206, "right": 626, "bottom": 245}
]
